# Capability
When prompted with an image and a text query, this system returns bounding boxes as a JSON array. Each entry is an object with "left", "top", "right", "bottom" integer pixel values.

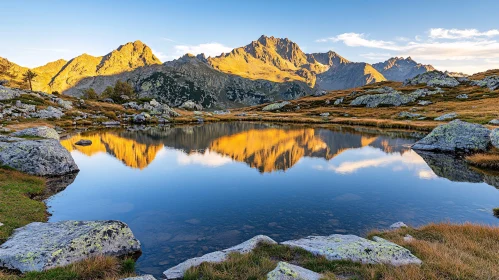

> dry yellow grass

[
  {"left": 185, "top": 223, "right": 499, "bottom": 280},
  {"left": 466, "top": 152, "right": 499, "bottom": 169}
]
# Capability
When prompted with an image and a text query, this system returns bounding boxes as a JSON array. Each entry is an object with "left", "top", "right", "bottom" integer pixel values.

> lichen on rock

[
  {"left": 267, "top": 261, "right": 322, "bottom": 280},
  {"left": 0, "top": 221, "right": 141, "bottom": 273},
  {"left": 281, "top": 234, "right": 422, "bottom": 266}
]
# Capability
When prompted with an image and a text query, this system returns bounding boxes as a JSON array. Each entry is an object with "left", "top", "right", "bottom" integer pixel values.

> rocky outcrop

[
  {"left": 0, "top": 85, "right": 21, "bottom": 100},
  {"left": 412, "top": 120, "right": 491, "bottom": 153},
  {"left": 11, "top": 126, "right": 59, "bottom": 140},
  {"left": 281, "top": 234, "right": 421, "bottom": 266},
  {"left": 32, "top": 106, "right": 64, "bottom": 119},
  {"left": 0, "top": 135, "right": 79, "bottom": 176},
  {"left": 267, "top": 262, "right": 322, "bottom": 280},
  {"left": 179, "top": 100, "right": 203, "bottom": 111},
  {"left": 0, "top": 221, "right": 141, "bottom": 272},
  {"left": 398, "top": 112, "right": 422, "bottom": 119},
  {"left": 471, "top": 75, "right": 499, "bottom": 91},
  {"left": 434, "top": 112, "right": 458, "bottom": 121},
  {"left": 163, "top": 235, "right": 276, "bottom": 279},
  {"left": 389, "top": 222, "right": 408, "bottom": 229},
  {"left": 404, "top": 71, "right": 460, "bottom": 87},
  {"left": 262, "top": 101, "right": 290, "bottom": 111},
  {"left": 373, "top": 57, "right": 435, "bottom": 81}
]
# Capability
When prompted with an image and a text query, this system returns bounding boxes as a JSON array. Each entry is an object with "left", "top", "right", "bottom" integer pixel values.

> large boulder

[
  {"left": 179, "top": 100, "right": 203, "bottom": 111},
  {"left": 281, "top": 234, "right": 421, "bottom": 266},
  {"left": 0, "top": 136, "right": 79, "bottom": 176},
  {"left": 490, "top": 128, "right": 499, "bottom": 149},
  {"left": 0, "top": 221, "right": 141, "bottom": 273},
  {"left": 262, "top": 101, "right": 290, "bottom": 111},
  {"left": 349, "top": 87, "right": 431, "bottom": 108},
  {"left": 11, "top": 126, "right": 60, "bottom": 140},
  {"left": 404, "top": 71, "right": 460, "bottom": 87},
  {"left": 412, "top": 120, "right": 491, "bottom": 153},
  {"left": 267, "top": 262, "right": 322, "bottom": 280},
  {"left": 434, "top": 112, "right": 457, "bottom": 121},
  {"left": 163, "top": 235, "right": 276, "bottom": 279},
  {"left": 32, "top": 106, "right": 64, "bottom": 119}
]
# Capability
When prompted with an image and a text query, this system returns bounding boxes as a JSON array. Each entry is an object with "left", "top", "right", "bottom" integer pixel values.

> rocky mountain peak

[{"left": 373, "top": 57, "right": 435, "bottom": 81}]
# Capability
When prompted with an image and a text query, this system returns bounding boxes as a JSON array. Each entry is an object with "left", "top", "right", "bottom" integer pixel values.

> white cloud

[
  {"left": 174, "top": 43, "right": 232, "bottom": 58},
  {"left": 151, "top": 49, "right": 169, "bottom": 61},
  {"left": 318, "top": 29, "right": 499, "bottom": 73},
  {"left": 429, "top": 28, "right": 499, "bottom": 39},
  {"left": 177, "top": 149, "right": 233, "bottom": 167},
  {"left": 360, "top": 52, "right": 393, "bottom": 60}
]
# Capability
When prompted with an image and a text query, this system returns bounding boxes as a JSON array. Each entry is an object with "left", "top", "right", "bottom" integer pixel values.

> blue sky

[{"left": 1, "top": 0, "right": 499, "bottom": 73}]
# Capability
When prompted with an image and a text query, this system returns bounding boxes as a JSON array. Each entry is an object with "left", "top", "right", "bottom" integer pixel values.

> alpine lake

[{"left": 46, "top": 122, "right": 499, "bottom": 276}]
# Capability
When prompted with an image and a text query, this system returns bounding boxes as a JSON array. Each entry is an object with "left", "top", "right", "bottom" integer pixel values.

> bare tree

[{"left": 22, "top": 70, "right": 38, "bottom": 91}]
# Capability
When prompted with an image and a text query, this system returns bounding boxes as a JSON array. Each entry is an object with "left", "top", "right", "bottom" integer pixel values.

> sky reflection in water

[{"left": 49, "top": 123, "right": 499, "bottom": 276}]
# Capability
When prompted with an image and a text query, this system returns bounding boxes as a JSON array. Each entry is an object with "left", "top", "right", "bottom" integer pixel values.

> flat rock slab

[
  {"left": 163, "top": 235, "right": 276, "bottom": 279},
  {"left": 267, "top": 262, "right": 322, "bottom": 280},
  {"left": 0, "top": 136, "right": 79, "bottom": 176},
  {"left": 281, "top": 234, "right": 421, "bottom": 266},
  {"left": 0, "top": 221, "right": 141, "bottom": 272},
  {"left": 11, "top": 126, "right": 60, "bottom": 140},
  {"left": 412, "top": 120, "right": 491, "bottom": 153}
]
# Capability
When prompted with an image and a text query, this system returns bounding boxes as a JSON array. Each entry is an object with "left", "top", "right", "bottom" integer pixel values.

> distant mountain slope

[
  {"left": 208, "top": 35, "right": 386, "bottom": 90},
  {"left": 373, "top": 57, "right": 435, "bottom": 81},
  {"left": 0, "top": 40, "right": 161, "bottom": 93},
  {"left": 316, "top": 62, "right": 387, "bottom": 90},
  {"left": 0, "top": 57, "right": 29, "bottom": 89},
  {"left": 64, "top": 53, "right": 313, "bottom": 109}
]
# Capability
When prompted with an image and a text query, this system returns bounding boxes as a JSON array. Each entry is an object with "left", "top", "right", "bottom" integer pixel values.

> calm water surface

[{"left": 48, "top": 123, "right": 499, "bottom": 276}]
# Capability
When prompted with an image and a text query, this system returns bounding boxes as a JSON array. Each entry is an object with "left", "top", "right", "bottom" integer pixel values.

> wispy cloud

[
  {"left": 174, "top": 42, "right": 232, "bottom": 58},
  {"left": 317, "top": 28, "right": 499, "bottom": 73},
  {"left": 161, "top": 37, "right": 182, "bottom": 44},
  {"left": 429, "top": 28, "right": 499, "bottom": 39}
]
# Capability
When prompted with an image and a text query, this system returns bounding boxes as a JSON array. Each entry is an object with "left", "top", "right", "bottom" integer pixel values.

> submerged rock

[
  {"left": 281, "top": 234, "right": 421, "bottom": 266},
  {"left": 0, "top": 136, "right": 79, "bottom": 176},
  {"left": 163, "top": 235, "right": 276, "bottom": 279},
  {"left": 120, "top": 275, "right": 156, "bottom": 280},
  {"left": 412, "top": 120, "right": 490, "bottom": 153},
  {"left": 267, "top": 262, "right": 322, "bottom": 280},
  {"left": 75, "top": 139, "right": 92, "bottom": 146},
  {"left": 0, "top": 221, "right": 141, "bottom": 273},
  {"left": 11, "top": 126, "right": 59, "bottom": 140},
  {"left": 434, "top": 112, "right": 458, "bottom": 121},
  {"left": 262, "top": 101, "right": 290, "bottom": 111}
]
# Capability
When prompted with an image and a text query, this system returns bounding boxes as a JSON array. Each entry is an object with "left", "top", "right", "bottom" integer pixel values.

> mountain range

[{"left": 0, "top": 36, "right": 436, "bottom": 108}]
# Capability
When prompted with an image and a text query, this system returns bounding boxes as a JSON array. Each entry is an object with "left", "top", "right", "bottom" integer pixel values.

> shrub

[
  {"left": 51, "top": 91, "right": 60, "bottom": 95},
  {"left": 100, "top": 80, "right": 136, "bottom": 103},
  {"left": 83, "top": 88, "right": 98, "bottom": 100}
]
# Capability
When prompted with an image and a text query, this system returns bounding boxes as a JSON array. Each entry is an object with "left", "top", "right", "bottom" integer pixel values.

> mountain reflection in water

[
  {"left": 52, "top": 123, "right": 499, "bottom": 277},
  {"left": 61, "top": 124, "right": 415, "bottom": 173}
]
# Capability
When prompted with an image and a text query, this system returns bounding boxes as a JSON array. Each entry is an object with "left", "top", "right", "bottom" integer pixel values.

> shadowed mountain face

[
  {"left": 373, "top": 57, "right": 435, "bottom": 81},
  {"left": 60, "top": 124, "right": 415, "bottom": 172}
]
